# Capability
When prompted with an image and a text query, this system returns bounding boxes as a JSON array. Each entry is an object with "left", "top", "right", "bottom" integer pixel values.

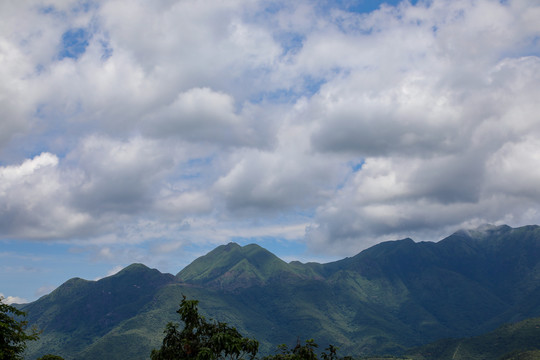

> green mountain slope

[
  {"left": 407, "top": 317, "right": 540, "bottom": 360},
  {"left": 22, "top": 264, "right": 176, "bottom": 359},
  {"left": 176, "top": 242, "right": 322, "bottom": 290},
  {"left": 20, "top": 225, "right": 540, "bottom": 359}
]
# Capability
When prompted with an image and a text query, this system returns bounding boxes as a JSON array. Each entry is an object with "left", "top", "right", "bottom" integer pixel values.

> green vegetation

[
  {"left": 22, "top": 264, "right": 177, "bottom": 359},
  {"left": 150, "top": 296, "right": 540, "bottom": 360},
  {"left": 261, "top": 340, "right": 354, "bottom": 360},
  {"left": 0, "top": 297, "right": 40, "bottom": 360},
  {"left": 0, "top": 297, "right": 67, "bottom": 360},
  {"left": 176, "top": 243, "right": 319, "bottom": 290},
  {"left": 17, "top": 225, "right": 540, "bottom": 359},
  {"left": 407, "top": 317, "right": 540, "bottom": 360},
  {"left": 152, "top": 296, "right": 360, "bottom": 360},
  {"left": 151, "top": 295, "right": 259, "bottom": 360},
  {"left": 499, "top": 350, "right": 540, "bottom": 360}
]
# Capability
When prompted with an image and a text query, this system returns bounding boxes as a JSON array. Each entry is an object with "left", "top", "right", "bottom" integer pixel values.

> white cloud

[
  {"left": 0, "top": 153, "right": 93, "bottom": 239},
  {"left": 96, "top": 0, "right": 281, "bottom": 99},
  {"left": 486, "top": 137, "right": 540, "bottom": 199},
  {"left": 142, "top": 87, "right": 256, "bottom": 146},
  {"left": 70, "top": 135, "right": 174, "bottom": 214},
  {"left": 154, "top": 191, "right": 213, "bottom": 219},
  {"left": 0, "top": 37, "right": 37, "bottom": 150},
  {"left": 297, "top": 0, "right": 540, "bottom": 254},
  {"left": 1, "top": 0, "right": 540, "bottom": 264},
  {"left": 0, "top": 293, "right": 28, "bottom": 305},
  {"left": 213, "top": 114, "right": 346, "bottom": 215}
]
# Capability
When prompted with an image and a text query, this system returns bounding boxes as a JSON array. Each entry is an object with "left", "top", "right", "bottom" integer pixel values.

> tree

[
  {"left": 151, "top": 295, "right": 259, "bottom": 360},
  {"left": 263, "top": 339, "right": 318, "bottom": 360},
  {"left": 0, "top": 297, "right": 40, "bottom": 360},
  {"left": 36, "top": 355, "right": 65, "bottom": 360},
  {"left": 263, "top": 339, "right": 346, "bottom": 360}
]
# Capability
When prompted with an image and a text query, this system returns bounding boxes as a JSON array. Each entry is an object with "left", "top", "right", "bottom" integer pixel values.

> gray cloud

[
  {"left": 214, "top": 148, "right": 345, "bottom": 215},
  {"left": 142, "top": 87, "right": 258, "bottom": 146},
  {"left": 1, "top": 0, "right": 540, "bottom": 259},
  {"left": 69, "top": 136, "right": 175, "bottom": 214},
  {"left": 0, "top": 153, "right": 95, "bottom": 239},
  {"left": 299, "top": 0, "right": 540, "bottom": 254}
]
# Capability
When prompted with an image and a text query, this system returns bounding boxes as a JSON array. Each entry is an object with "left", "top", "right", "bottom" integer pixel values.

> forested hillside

[{"left": 21, "top": 225, "right": 540, "bottom": 359}]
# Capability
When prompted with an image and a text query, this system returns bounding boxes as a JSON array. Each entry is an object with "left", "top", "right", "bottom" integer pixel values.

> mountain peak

[
  {"left": 114, "top": 263, "right": 150, "bottom": 275},
  {"left": 20, "top": 224, "right": 540, "bottom": 359},
  {"left": 176, "top": 243, "right": 306, "bottom": 290}
]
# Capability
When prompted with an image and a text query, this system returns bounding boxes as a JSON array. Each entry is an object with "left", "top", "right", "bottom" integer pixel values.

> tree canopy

[
  {"left": 36, "top": 355, "right": 65, "bottom": 360},
  {"left": 262, "top": 340, "right": 349, "bottom": 360},
  {"left": 151, "top": 295, "right": 259, "bottom": 360},
  {"left": 151, "top": 296, "right": 353, "bottom": 360},
  {"left": 0, "top": 297, "right": 40, "bottom": 360}
]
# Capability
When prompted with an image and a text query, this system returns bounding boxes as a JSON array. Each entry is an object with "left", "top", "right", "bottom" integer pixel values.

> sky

[{"left": 1, "top": 0, "right": 540, "bottom": 304}]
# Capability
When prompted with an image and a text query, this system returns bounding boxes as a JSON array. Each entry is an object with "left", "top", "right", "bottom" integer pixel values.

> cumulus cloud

[
  {"left": 213, "top": 113, "right": 346, "bottom": 215},
  {"left": 0, "top": 293, "right": 28, "bottom": 305},
  {"left": 0, "top": 153, "right": 93, "bottom": 239},
  {"left": 0, "top": 137, "right": 214, "bottom": 242},
  {"left": 2, "top": 0, "right": 540, "bottom": 263},
  {"left": 143, "top": 87, "right": 257, "bottom": 146},
  {"left": 487, "top": 137, "right": 540, "bottom": 199},
  {"left": 96, "top": 0, "right": 281, "bottom": 100},
  {"left": 154, "top": 191, "right": 213, "bottom": 220},
  {"left": 70, "top": 135, "right": 175, "bottom": 214},
  {"left": 294, "top": 0, "right": 540, "bottom": 254},
  {"left": 309, "top": 73, "right": 464, "bottom": 157}
]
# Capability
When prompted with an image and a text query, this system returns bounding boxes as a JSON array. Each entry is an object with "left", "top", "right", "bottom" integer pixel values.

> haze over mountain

[{"left": 20, "top": 225, "right": 540, "bottom": 359}]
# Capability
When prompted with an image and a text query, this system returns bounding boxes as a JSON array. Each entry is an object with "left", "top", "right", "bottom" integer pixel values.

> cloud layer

[{"left": 1, "top": 0, "right": 540, "bottom": 258}]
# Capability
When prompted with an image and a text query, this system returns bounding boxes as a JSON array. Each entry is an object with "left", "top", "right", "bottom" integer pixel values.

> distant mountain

[
  {"left": 22, "top": 264, "right": 176, "bottom": 359},
  {"left": 21, "top": 225, "right": 540, "bottom": 359}
]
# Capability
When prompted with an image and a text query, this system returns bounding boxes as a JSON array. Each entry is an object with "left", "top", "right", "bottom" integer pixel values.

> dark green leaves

[
  {"left": 263, "top": 339, "right": 348, "bottom": 360},
  {"left": 151, "top": 295, "right": 259, "bottom": 360},
  {"left": 0, "top": 297, "right": 40, "bottom": 360}
]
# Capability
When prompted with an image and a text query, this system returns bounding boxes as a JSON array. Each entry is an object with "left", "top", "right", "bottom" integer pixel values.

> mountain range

[{"left": 20, "top": 224, "right": 540, "bottom": 359}]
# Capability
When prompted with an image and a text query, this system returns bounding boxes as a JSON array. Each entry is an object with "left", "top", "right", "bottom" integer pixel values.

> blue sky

[{"left": 1, "top": 0, "right": 540, "bottom": 304}]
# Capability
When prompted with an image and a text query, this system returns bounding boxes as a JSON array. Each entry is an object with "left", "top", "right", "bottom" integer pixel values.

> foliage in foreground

[
  {"left": 36, "top": 355, "right": 66, "bottom": 360},
  {"left": 152, "top": 296, "right": 540, "bottom": 360},
  {"left": 151, "top": 295, "right": 259, "bottom": 360},
  {"left": 151, "top": 296, "right": 358, "bottom": 360},
  {"left": 0, "top": 297, "right": 40, "bottom": 360},
  {"left": 0, "top": 297, "right": 65, "bottom": 360},
  {"left": 261, "top": 340, "right": 352, "bottom": 360}
]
